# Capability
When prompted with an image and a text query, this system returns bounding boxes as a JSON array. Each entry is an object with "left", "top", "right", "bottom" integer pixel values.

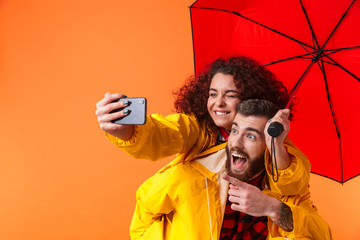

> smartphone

[{"left": 110, "top": 97, "right": 147, "bottom": 125}]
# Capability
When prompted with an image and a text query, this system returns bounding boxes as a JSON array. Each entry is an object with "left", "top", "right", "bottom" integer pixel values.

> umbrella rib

[
  {"left": 299, "top": 43, "right": 315, "bottom": 57},
  {"left": 190, "top": 6, "right": 313, "bottom": 49},
  {"left": 299, "top": 0, "right": 320, "bottom": 50},
  {"left": 320, "top": 59, "right": 343, "bottom": 67},
  {"left": 324, "top": 54, "right": 360, "bottom": 82},
  {"left": 324, "top": 46, "right": 360, "bottom": 56},
  {"left": 286, "top": 61, "right": 315, "bottom": 108},
  {"left": 189, "top": 0, "right": 199, "bottom": 8},
  {"left": 318, "top": 0, "right": 356, "bottom": 53},
  {"left": 190, "top": 4, "right": 198, "bottom": 74},
  {"left": 232, "top": 11, "right": 314, "bottom": 49},
  {"left": 264, "top": 53, "right": 313, "bottom": 66},
  {"left": 318, "top": 59, "right": 344, "bottom": 183}
]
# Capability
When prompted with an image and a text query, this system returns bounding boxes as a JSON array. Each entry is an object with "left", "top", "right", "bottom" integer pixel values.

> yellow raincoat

[
  {"left": 129, "top": 145, "right": 332, "bottom": 239},
  {"left": 106, "top": 113, "right": 332, "bottom": 239},
  {"left": 106, "top": 113, "right": 218, "bottom": 166}
]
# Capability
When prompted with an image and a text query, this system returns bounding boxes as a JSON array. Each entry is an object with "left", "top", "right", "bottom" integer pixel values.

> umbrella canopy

[{"left": 190, "top": 0, "right": 360, "bottom": 183}]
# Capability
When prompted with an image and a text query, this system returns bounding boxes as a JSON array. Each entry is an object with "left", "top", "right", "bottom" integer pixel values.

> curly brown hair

[{"left": 174, "top": 56, "right": 290, "bottom": 129}]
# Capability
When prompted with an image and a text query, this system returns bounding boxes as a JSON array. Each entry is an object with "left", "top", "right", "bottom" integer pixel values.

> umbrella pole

[{"left": 286, "top": 61, "right": 315, "bottom": 109}]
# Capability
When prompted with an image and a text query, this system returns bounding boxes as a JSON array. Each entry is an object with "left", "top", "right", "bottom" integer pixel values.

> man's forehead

[{"left": 233, "top": 113, "right": 269, "bottom": 131}]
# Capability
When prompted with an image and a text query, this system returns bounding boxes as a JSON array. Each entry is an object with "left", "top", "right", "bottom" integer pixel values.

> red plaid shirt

[
  {"left": 217, "top": 128, "right": 230, "bottom": 144},
  {"left": 220, "top": 172, "right": 268, "bottom": 240}
]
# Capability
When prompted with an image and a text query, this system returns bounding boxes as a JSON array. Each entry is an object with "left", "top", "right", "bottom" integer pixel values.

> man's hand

[
  {"left": 222, "top": 174, "right": 280, "bottom": 217},
  {"left": 264, "top": 109, "right": 292, "bottom": 170},
  {"left": 222, "top": 174, "right": 293, "bottom": 232},
  {"left": 265, "top": 109, "right": 290, "bottom": 148}
]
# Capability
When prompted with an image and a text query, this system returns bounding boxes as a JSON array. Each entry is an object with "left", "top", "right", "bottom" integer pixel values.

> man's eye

[{"left": 247, "top": 134, "right": 255, "bottom": 140}]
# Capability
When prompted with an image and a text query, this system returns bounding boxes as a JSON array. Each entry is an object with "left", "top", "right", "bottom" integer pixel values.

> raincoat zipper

[{"left": 205, "top": 177, "right": 214, "bottom": 240}]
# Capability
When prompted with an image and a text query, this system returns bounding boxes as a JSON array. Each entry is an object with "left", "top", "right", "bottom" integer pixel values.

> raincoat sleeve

[
  {"left": 129, "top": 170, "right": 177, "bottom": 240},
  {"left": 105, "top": 113, "right": 205, "bottom": 161},
  {"left": 264, "top": 137, "right": 311, "bottom": 196},
  {"left": 265, "top": 192, "right": 333, "bottom": 239}
]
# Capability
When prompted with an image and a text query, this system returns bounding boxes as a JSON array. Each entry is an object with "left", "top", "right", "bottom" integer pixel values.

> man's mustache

[{"left": 228, "top": 147, "right": 250, "bottom": 160}]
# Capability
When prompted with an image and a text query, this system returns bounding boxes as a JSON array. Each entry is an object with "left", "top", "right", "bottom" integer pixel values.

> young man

[{"left": 130, "top": 99, "right": 332, "bottom": 239}]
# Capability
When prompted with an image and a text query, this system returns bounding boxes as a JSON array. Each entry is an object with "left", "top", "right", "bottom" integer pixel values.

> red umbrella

[{"left": 190, "top": 0, "right": 360, "bottom": 183}]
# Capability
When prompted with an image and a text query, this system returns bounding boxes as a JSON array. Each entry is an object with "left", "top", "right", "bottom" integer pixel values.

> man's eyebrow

[
  {"left": 232, "top": 123, "right": 263, "bottom": 137},
  {"left": 245, "top": 127, "right": 263, "bottom": 137}
]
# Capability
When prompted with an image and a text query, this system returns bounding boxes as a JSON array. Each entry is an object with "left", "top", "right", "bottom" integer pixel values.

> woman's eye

[
  {"left": 227, "top": 95, "right": 237, "bottom": 98},
  {"left": 231, "top": 128, "right": 238, "bottom": 134},
  {"left": 209, "top": 93, "right": 217, "bottom": 97}
]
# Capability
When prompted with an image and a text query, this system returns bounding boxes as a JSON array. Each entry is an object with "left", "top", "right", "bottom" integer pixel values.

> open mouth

[{"left": 232, "top": 152, "right": 247, "bottom": 169}]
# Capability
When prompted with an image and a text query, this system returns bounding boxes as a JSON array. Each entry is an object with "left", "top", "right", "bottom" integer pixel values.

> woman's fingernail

[
  {"left": 268, "top": 119, "right": 272, "bottom": 122},
  {"left": 123, "top": 100, "right": 129, "bottom": 105},
  {"left": 124, "top": 109, "right": 129, "bottom": 114},
  {"left": 122, "top": 94, "right": 127, "bottom": 98}
]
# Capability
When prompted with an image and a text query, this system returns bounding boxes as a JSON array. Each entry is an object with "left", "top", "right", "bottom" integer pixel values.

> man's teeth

[{"left": 232, "top": 153, "right": 245, "bottom": 159}]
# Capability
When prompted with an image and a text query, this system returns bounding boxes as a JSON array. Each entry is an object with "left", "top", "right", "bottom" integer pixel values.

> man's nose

[{"left": 231, "top": 135, "right": 244, "bottom": 148}]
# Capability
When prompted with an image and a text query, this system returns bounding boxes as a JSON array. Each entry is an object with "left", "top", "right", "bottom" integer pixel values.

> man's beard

[{"left": 225, "top": 146, "right": 265, "bottom": 182}]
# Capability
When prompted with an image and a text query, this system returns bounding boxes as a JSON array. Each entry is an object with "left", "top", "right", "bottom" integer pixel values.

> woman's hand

[{"left": 95, "top": 92, "right": 134, "bottom": 140}]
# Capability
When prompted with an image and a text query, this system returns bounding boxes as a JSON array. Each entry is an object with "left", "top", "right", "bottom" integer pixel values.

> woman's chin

[{"left": 214, "top": 120, "right": 231, "bottom": 130}]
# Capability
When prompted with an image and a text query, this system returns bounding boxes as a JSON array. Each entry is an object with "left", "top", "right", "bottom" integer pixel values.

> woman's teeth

[{"left": 215, "top": 111, "right": 229, "bottom": 115}]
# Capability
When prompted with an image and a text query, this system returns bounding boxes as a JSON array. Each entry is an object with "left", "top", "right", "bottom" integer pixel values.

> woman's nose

[{"left": 215, "top": 96, "right": 225, "bottom": 107}]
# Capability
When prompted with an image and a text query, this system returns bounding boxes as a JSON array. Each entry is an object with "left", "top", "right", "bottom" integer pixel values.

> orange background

[{"left": 1, "top": 1, "right": 359, "bottom": 239}]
